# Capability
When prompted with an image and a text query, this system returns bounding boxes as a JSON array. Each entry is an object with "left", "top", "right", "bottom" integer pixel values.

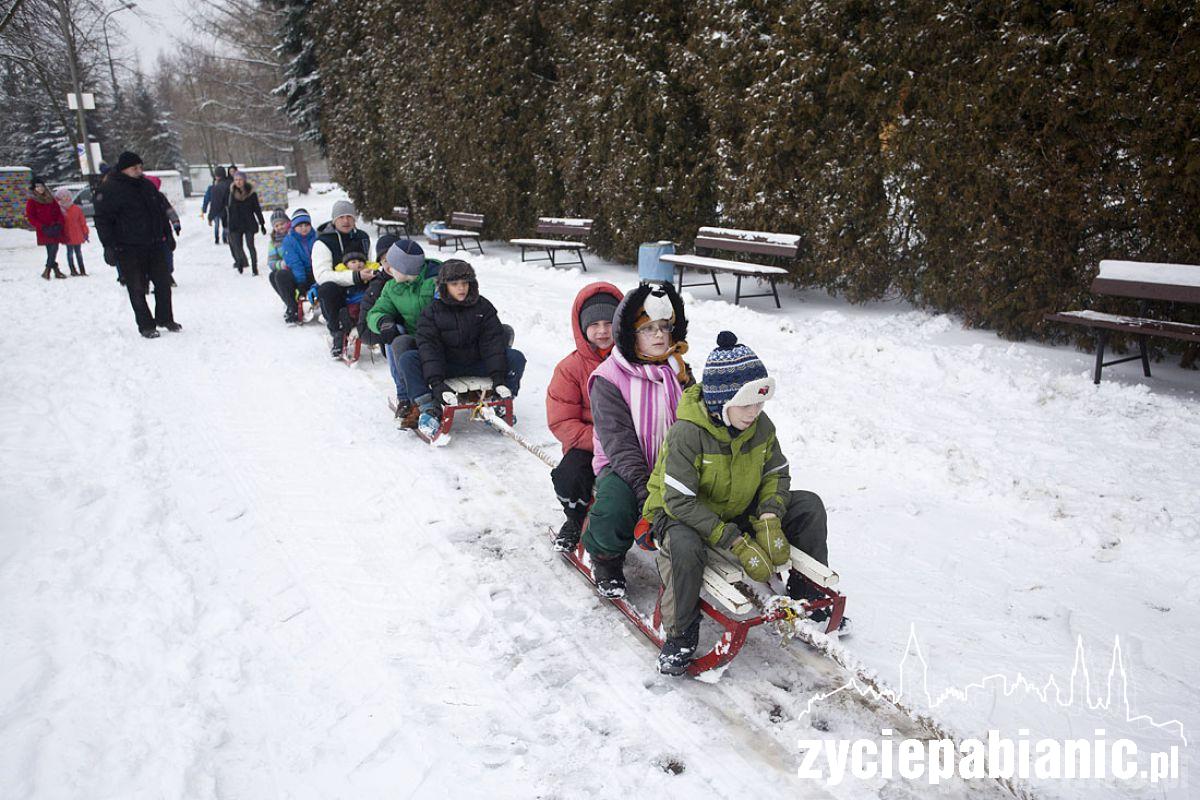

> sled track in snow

[{"left": 337, "top": 346, "right": 1039, "bottom": 800}]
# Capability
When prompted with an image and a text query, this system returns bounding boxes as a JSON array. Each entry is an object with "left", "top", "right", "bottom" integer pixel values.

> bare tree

[{"left": 156, "top": 0, "right": 310, "bottom": 191}]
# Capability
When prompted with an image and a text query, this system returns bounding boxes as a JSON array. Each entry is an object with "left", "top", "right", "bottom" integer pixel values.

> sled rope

[{"left": 473, "top": 404, "right": 561, "bottom": 469}]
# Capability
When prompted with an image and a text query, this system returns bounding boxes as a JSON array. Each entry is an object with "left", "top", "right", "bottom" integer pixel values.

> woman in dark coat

[
  {"left": 226, "top": 171, "right": 265, "bottom": 275},
  {"left": 24, "top": 177, "right": 66, "bottom": 279}
]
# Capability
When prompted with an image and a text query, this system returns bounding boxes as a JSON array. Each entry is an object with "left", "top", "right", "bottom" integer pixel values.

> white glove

[
  {"left": 493, "top": 384, "right": 512, "bottom": 399},
  {"left": 440, "top": 390, "right": 458, "bottom": 405}
]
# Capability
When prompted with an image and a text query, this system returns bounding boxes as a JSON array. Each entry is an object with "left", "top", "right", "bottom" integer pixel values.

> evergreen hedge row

[{"left": 306, "top": 0, "right": 1199, "bottom": 346}]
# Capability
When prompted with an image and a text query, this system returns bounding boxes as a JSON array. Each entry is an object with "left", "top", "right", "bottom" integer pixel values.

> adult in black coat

[
  {"left": 94, "top": 150, "right": 179, "bottom": 338},
  {"left": 226, "top": 172, "right": 265, "bottom": 275},
  {"left": 396, "top": 259, "right": 526, "bottom": 413},
  {"left": 205, "top": 166, "right": 232, "bottom": 244}
]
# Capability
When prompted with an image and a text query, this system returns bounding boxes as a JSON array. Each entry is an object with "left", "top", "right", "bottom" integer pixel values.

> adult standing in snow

[
  {"left": 25, "top": 177, "right": 66, "bottom": 280},
  {"left": 312, "top": 199, "right": 371, "bottom": 358},
  {"left": 226, "top": 171, "right": 266, "bottom": 275},
  {"left": 583, "top": 282, "right": 692, "bottom": 599},
  {"left": 202, "top": 166, "right": 231, "bottom": 245},
  {"left": 546, "top": 282, "right": 624, "bottom": 552},
  {"left": 94, "top": 150, "right": 180, "bottom": 338}
]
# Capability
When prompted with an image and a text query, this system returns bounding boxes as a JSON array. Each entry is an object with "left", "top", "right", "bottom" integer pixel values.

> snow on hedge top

[
  {"left": 239, "top": 166, "right": 286, "bottom": 173},
  {"left": 1099, "top": 259, "right": 1200, "bottom": 287},
  {"left": 0, "top": 166, "right": 31, "bottom": 172},
  {"left": 699, "top": 226, "right": 800, "bottom": 246},
  {"left": 541, "top": 217, "right": 593, "bottom": 226}
]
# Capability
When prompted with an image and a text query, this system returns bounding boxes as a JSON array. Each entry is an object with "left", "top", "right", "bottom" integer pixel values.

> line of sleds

[{"left": 385, "top": 382, "right": 847, "bottom": 677}]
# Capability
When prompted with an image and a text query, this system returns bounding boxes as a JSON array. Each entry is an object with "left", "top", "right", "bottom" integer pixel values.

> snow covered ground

[{"left": 1, "top": 187, "right": 1196, "bottom": 799}]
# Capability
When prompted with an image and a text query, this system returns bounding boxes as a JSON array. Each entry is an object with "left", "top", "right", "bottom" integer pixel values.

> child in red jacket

[
  {"left": 546, "top": 282, "right": 624, "bottom": 551},
  {"left": 55, "top": 187, "right": 90, "bottom": 276}
]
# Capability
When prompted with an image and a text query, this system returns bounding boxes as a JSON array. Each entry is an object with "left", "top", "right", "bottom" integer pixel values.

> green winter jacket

[
  {"left": 642, "top": 384, "right": 790, "bottom": 546},
  {"left": 366, "top": 265, "right": 437, "bottom": 335}
]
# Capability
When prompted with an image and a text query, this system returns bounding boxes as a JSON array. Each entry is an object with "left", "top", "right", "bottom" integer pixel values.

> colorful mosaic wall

[
  {"left": 241, "top": 167, "right": 288, "bottom": 212},
  {"left": 0, "top": 167, "right": 32, "bottom": 230}
]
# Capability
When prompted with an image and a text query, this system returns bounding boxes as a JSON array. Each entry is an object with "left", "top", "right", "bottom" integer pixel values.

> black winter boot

[
  {"left": 657, "top": 617, "right": 700, "bottom": 676},
  {"left": 78, "top": 264, "right": 87, "bottom": 276},
  {"left": 68, "top": 264, "right": 79, "bottom": 276},
  {"left": 554, "top": 517, "right": 582, "bottom": 552},
  {"left": 52, "top": 264, "right": 67, "bottom": 279},
  {"left": 40, "top": 266, "right": 51, "bottom": 280},
  {"left": 330, "top": 334, "right": 344, "bottom": 359},
  {"left": 591, "top": 553, "right": 626, "bottom": 598}
]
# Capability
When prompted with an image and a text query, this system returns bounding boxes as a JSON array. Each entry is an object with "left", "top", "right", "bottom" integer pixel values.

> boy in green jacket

[
  {"left": 368, "top": 240, "right": 438, "bottom": 425},
  {"left": 642, "top": 331, "right": 841, "bottom": 676}
]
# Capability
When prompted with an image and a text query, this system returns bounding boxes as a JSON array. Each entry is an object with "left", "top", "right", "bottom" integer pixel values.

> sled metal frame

[
  {"left": 557, "top": 538, "right": 845, "bottom": 676},
  {"left": 414, "top": 377, "right": 516, "bottom": 444}
]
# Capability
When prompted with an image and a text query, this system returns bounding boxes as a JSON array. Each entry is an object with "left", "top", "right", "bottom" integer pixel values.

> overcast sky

[{"left": 103, "top": 0, "right": 188, "bottom": 74}]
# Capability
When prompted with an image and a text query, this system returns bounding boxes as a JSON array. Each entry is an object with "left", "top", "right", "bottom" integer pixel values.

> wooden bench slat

[
  {"left": 431, "top": 227, "right": 482, "bottom": 238},
  {"left": 1044, "top": 311, "right": 1200, "bottom": 343},
  {"left": 509, "top": 238, "right": 586, "bottom": 249},
  {"left": 661, "top": 253, "right": 788, "bottom": 276},
  {"left": 450, "top": 212, "right": 484, "bottom": 228}
]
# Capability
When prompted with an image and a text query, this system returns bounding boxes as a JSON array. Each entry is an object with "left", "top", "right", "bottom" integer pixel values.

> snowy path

[{"left": 1, "top": 188, "right": 1196, "bottom": 799}]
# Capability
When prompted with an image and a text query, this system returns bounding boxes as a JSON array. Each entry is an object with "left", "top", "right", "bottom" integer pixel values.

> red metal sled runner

[{"left": 556, "top": 533, "right": 846, "bottom": 676}]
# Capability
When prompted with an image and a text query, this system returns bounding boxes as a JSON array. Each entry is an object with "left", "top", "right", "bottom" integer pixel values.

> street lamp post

[{"left": 102, "top": 3, "right": 137, "bottom": 106}]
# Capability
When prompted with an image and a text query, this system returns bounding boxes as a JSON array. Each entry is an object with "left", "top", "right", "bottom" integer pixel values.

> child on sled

[
  {"left": 394, "top": 260, "right": 526, "bottom": 440},
  {"left": 641, "top": 331, "right": 847, "bottom": 676}
]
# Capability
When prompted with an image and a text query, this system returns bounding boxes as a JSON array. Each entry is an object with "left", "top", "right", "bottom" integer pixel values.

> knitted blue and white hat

[{"left": 702, "top": 331, "right": 775, "bottom": 422}]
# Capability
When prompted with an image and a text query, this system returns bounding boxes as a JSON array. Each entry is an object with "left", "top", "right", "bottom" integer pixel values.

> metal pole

[
  {"left": 56, "top": 0, "right": 95, "bottom": 176},
  {"left": 102, "top": 4, "right": 135, "bottom": 106}
]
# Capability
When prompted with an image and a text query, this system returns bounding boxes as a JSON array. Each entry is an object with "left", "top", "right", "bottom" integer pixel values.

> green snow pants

[
  {"left": 581, "top": 469, "right": 641, "bottom": 559},
  {"left": 655, "top": 490, "right": 829, "bottom": 637}
]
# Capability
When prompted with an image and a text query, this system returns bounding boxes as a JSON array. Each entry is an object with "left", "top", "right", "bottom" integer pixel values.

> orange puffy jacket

[{"left": 545, "top": 281, "right": 624, "bottom": 453}]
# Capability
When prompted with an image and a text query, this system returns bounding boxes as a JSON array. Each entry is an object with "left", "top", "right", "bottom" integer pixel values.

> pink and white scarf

[{"left": 590, "top": 347, "right": 686, "bottom": 473}]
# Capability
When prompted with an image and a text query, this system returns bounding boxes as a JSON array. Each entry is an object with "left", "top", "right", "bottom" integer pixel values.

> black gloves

[
  {"left": 103, "top": 248, "right": 118, "bottom": 266},
  {"left": 378, "top": 317, "right": 404, "bottom": 343}
]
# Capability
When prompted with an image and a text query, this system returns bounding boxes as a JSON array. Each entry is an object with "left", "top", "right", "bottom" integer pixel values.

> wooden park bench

[
  {"left": 1044, "top": 259, "right": 1200, "bottom": 384},
  {"left": 375, "top": 206, "right": 412, "bottom": 238},
  {"left": 428, "top": 211, "right": 484, "bottom": 255},
  {"left": 509, "top": 217, "right": 593, "bottom": 270},
  {"left": 660, "top": 226, "right": 799, "bottom": 307}
]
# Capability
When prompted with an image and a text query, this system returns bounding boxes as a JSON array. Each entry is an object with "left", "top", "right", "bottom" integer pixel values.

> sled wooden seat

[
  {"left": 429, "top": 212, "right": 484, "bottom": 254},
  {"left": 510, "top": 217, "right": 593, "bottom": 270},
  {"left": 660, "top": 226, "right": 799, "bottom": 307},
  {"left": 1044, "top": 259, "right": 1200, "bottom": 384}
]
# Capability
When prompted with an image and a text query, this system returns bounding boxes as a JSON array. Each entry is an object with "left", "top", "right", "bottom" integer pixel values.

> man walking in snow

[{"left": 94, "top": 150, "right": 181, "bottom": 339}]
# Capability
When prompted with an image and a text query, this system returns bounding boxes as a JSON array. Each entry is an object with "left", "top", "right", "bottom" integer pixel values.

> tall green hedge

[{"left": 305, "top": 0, "right": 1199, "bottom": 348}]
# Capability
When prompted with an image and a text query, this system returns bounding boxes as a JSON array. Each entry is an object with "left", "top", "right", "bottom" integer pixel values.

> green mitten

[
  {"left": 751, "top": 515, "right": 791, "bottom": 567},
  {"left": 731, "top": 535, "right": 773, "bottom": 583}
]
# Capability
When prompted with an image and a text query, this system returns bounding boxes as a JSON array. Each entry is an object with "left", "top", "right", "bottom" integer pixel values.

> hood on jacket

[
  {"left": 613, "top": 281, "right": 687, "bottom": 364},
  {"left": 231, "top": 181, "right": 255, "bottom": 200},
  {"left": 570, "top": 281, "right": 624, "bottom": 360}
]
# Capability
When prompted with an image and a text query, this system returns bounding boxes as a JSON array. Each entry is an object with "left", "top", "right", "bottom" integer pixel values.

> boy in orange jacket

[{"left": 545, "top": 282, "right": 624, "bottom": 551}]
